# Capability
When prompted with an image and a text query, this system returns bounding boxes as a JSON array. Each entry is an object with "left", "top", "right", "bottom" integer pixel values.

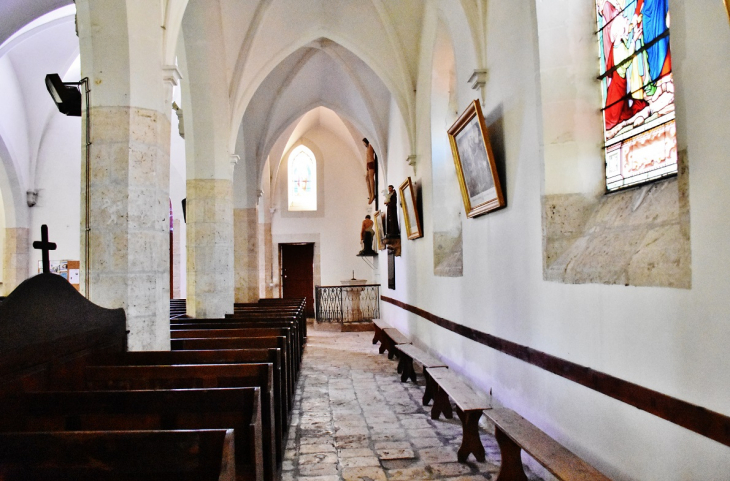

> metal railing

[{"left": 315, "top": 284, "right": 380, "bottom": 323}]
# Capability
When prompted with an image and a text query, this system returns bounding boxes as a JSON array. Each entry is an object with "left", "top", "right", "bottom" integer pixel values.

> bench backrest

[
  {"left": 84, "top": 363, "right": 277, "bottom": 481},
  {"left": 87, "top": 349, "right": 288, "bottom": 455},
  {"left": 171, "top": 338, "right": 292, "bottom": 412},
  {"left": 0, "top": 388, "right": 262, "bottom": 481},
  {"left": 0, "top": 429, "right": 235, "bottom": 481}
]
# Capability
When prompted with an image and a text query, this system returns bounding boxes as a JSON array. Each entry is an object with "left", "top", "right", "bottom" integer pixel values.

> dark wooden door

[{"left": 280, "top": 243, "right": 315, "bottom": 317}]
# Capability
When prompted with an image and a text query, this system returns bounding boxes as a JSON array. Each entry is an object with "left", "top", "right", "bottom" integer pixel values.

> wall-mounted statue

[
  {"left": 358, "top": 215, "right": 377, "bottom": 256},
  {"left": 363, "top": 138, "right": 377, "bottom": 204},
  {"left": 384, "top": 185, "right": 400, "bottom": 239}
]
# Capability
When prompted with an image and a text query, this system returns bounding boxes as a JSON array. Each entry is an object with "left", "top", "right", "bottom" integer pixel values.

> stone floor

[{"left": 282, "top": 328, "right": 543, "bottom": 481}]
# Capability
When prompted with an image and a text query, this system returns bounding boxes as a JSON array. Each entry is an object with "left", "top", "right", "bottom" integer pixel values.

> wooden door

[{"left": 280, "top": 243, "right": 315, "bottom": 317}]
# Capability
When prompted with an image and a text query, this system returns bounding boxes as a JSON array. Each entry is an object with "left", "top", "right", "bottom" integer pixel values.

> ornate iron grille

[{"left": 315, "top": 284, "right": 380, "bottom": 323}]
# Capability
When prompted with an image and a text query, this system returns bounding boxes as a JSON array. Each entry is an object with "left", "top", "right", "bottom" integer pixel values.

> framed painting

[
  {"left": 373, "top": 211, "right": 386, "bottom": 250},
  {"left": 447, "top": 99, "right": 505, "bottom": 217},
  {"left": 399, "top": 177, "right": 422, "bottom": 240}
]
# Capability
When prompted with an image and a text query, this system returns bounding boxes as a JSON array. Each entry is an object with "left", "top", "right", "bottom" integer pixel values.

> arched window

[
  {"left": 287, "top": 145, "right": 317, "bottom": 211},
  {"left": 596, "top": 0, "right": 676, "bottom": 191}
]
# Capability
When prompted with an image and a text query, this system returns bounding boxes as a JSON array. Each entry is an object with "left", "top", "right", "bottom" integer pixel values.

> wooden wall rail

[{"left": 380, "top": 295, "right": 730, "bottom": 448}]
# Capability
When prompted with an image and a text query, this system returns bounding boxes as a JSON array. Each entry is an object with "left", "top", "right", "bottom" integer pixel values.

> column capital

[{"left": 163, "top": 65, "right": 183, "bottom": 86}]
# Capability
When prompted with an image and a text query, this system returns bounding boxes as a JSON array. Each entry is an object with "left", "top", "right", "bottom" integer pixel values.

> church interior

[{"left": 0, "top": 0, "right": 729, "bottom": 479}]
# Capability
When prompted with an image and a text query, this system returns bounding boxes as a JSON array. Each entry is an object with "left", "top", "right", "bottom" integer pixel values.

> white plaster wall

[
  {"left": 271, "top": 126, "right": 373, "bottom": 287},
  {"left": 380, "top": 1, "right": 730, "bottom": 479},
  {"left": 0, "top": 55, "right": 30, "bottom": 194},
  {"left": 30, "top": 112, "right": 81, "bottom": 270}
]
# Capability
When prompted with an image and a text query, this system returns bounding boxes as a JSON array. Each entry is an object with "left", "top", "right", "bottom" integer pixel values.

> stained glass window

[
  {"left": 288, "top": 145, "right": 317, "bottom": 211},
  {"left": 596, "top": 0, "right": 676, "bottom": 191}
]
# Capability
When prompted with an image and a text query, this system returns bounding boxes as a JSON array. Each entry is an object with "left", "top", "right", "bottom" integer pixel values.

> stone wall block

[
  {"left": 88, "top": 229, "right": 128, "bottom": 272},
  {"left": 3, "top": 228, "right": 30, "bottom": 295},
  {"left": 128, "top": 187, "right": 167, "bottom": 230},
  {"left": 89, "top": 142, "right": 128, "bottom": 184},
  {"left": 90, "top": 107, "right": 131, "bottom": 144},
  {"left": 128, "top": 145, "right": 159, "bottom": 186},
  {"left": 130, "top": 108, "right": 164, "bottom": 145},
  {"left": 544, "top": 177, "right": 691, "bottom": 287},
  {"left": 627, "top": 225, "right": 691, "bottom": 288},
  {"left": 187, "top": 178, "right": 234, "bottom": 317},
  {"left": 127, "top": 231, "right": 160, "bottom": 271}
]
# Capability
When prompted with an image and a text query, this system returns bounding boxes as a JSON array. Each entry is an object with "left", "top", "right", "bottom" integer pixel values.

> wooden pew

[
  {"left": 171, "top": 327, "right": 298, "bottom": 377},
  {"left": 0, "top": 429, "right": 236, "bottom": 481},
  {"left": 177, "top": 314, "right": 305, "bottom": 360},
  {"left": 485, "top": 408, "right": 612, "bottom": 481},
  {"left": 89, "top": 349, "right": 288, "bottom": 448},
  {"left": 0, "top": 388, "right": 262, "bottom": 481},
  {"left": 427, "top": 367, "right": 491, "bottom": 463},
  {"left": 83, "top": 363, "right": 279, "bottom": 481},
  {"left": 172, "top": 319, "right": 301, "bottom": 356},
  {"left": 172, "top": 335, "right": 294, "bottom": 405},
  {"left": 0, "top": 274, "right": 126, "bottom": 394},
  {"left": 228, "top": 309, "right": 306, "bottom": 347}
]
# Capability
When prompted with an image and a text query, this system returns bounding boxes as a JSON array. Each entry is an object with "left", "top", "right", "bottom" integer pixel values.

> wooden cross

[{"left": 33, "top": 224, "right": 57, "bottom": 274}]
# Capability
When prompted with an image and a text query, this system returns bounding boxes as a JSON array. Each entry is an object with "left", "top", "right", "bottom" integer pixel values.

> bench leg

[
  {"left": 378, "top": 337, "right": 388, "bottom": 354},
  {"left": 399, "top": 355, "right": 417, "bottom": 382},
  {"left": 455, "top": 408, "right": 486, "bottom": 463},
  {"left": 494, "top": 426, "right": 528, "bottom": 481},
  {"left": 387, "top": 342, "right": 398, "bottom": 360},
  {"left": 423, "top": 369, "right": 437, "bottom": 405},
  {"left": 430, "top": 385, "right": 453, "bottom": 420},
  {"left": 372, "top": 327, "right": 381, "bottom": 345}
]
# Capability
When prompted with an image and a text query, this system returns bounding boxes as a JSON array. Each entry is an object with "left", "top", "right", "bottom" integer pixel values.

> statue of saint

[
  {"left": 384, "top": 185, "right": 400, "bottom": 238},
  {"left": 358, "top": 215, "right": 377, "bottom": 256},
  {"left": 363, "top": 138, "right": 376, "bottom": 204}
]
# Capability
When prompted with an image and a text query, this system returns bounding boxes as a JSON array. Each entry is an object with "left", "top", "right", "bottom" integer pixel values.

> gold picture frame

[
  {"left": 447, "top": 99, "right": 505, "bottom": 217},
  {"left": 399, "top": 177, "right": 422, "bottom": 240},
  {"left": 725, "top": 0, "right": 730, "bottom": 24},
  {"left": 373, "top": 210, "right": 386, "bottom": 250}
]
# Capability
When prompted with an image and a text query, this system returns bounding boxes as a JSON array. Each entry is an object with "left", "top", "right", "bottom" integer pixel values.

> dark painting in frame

[{"left": 447, "top": 99, "right": 505, "bottom": 217}]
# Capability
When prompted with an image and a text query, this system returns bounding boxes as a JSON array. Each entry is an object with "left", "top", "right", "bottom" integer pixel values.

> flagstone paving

[{"left": 282, "top": 328, "right": 544, "bottom": 480}]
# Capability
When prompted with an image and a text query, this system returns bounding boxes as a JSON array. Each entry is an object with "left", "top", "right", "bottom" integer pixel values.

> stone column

[
  {"left": 76, "top": 0, "right": 173, "bottom": 350},
  {"left": 234, "top": 207, "right": 259, "bottom": 302},
  {"left": 3, "top": 227, "right": 29, "bottom": 295},
  {"left": 186, "top": 179, "right": 234, "bottom": 316},
  {"left": 182, "top": 0, "right": 235, "bottom": 317}
]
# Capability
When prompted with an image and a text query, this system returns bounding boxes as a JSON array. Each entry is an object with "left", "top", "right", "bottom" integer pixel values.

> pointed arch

[{"left": 229, "top": 29, "right": 415, "bottom": 157}]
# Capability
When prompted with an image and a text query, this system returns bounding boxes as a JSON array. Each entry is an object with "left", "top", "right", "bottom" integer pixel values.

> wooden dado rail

[{"left": 380, "top": 295, "right": 730, "bottom": 448}]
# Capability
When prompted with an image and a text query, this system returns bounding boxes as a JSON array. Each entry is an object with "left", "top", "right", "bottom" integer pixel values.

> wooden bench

[
  {"left": 371, "top": 319, "right": 392, "bottom": 348},
  {"left": 394, "top": 344, "right": 449, "bottom": 403},
  {"left": 381, "top": 327, "right": 411, "bottom": 359},
  {"left": 0, "top": 388, "right": 262, "bottom": 481},
  {"left": 181, "top": 320, "right": 302, "bottom": 365},
  {"left": 485, "top": 408, "right": 612, "bottom": 481},
  {"left": 83, "top": 363, "right": 278, "bottom": 481},
  {"left": 171, "top": 327, "right": 298, "bottom": 379},
  {"left": 173, "top": 319, "right": 303, "bottom": 362},
  {"left": 0, "top": 429, "right": 235, "bottom": 481},
  {"left": 227, "top": 310, "right": 307, "bottom": 347},
  {"left": 171, "top": 336, "right": 293, "bottom": 411},
  {"left": 427, "top": 367, "right": 491, "bottom": 463},
  {"left": 89, "top": 348, "right": 288, "bottom": 447}
]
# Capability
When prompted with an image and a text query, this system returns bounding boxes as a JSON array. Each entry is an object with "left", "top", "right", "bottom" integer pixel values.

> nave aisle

[{"left": 283, "top": 330, "right": 544, "bottom": 481}]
